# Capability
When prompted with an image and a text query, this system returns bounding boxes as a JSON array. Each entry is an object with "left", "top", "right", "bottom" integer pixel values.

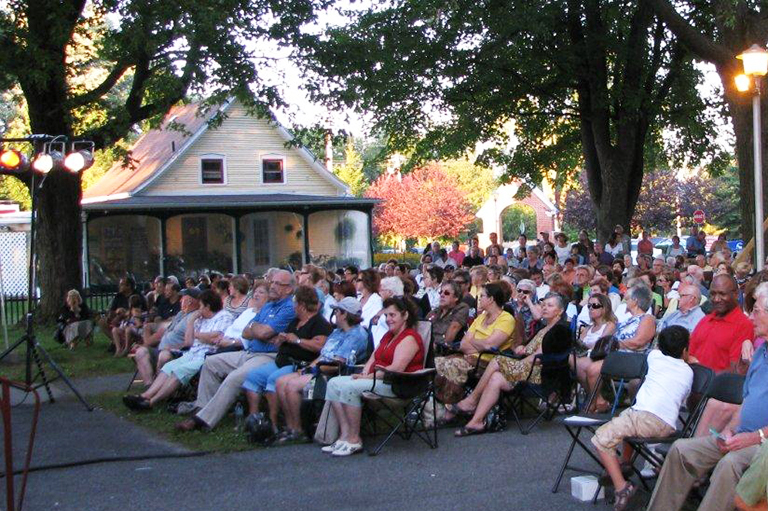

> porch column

[
  {"left": 303, "top": 211, "right": 311, "bottom": 265},
  {"left": 159, "top": 216, "right": 167, "bottom": 277},
  {"left": 367, "top": 208, "right": 374, "bottom": 269},
  {"left": 81, "top": 211, "right": 89, "bottom": 289},
  {"left": 234, "top": 215, "right": 242, "bottom": 274}
]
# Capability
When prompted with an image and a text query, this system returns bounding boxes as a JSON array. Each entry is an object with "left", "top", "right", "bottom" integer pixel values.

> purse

[{"left": 589, "top": 335, "right": 618, "bottom": 361}]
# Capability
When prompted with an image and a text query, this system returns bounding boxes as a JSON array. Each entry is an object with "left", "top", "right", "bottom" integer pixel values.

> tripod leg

[
  {"left": 0, "top": 335, "right": 29, "bottom": 363},
  {"left": 29, "top": 341, "right": 55, "bottom": 403},
  {"left": 32, "top": 339, "right": 93, "bottom": 411}
]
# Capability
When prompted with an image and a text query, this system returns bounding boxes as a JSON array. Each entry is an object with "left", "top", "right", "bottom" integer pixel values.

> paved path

[{"left": 2, "top": 376, "right": 644, "bottom": 511}]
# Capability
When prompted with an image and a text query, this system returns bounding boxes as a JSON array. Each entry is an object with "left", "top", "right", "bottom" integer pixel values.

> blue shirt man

[{"left": 241, "top": 296, "right": 296, "bottom": 353}]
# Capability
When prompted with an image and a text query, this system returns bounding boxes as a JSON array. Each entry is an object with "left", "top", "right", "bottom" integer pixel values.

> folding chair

[
  {"left": 507, "top": 348, "right": 576, "bottom": 434},
  {"left": 551, "top": 351, "right": 648, "bottom": 493},
  {"left": 624, "top": 363, "right": 715, "bottom": 471},
  {"left": 362, "top": 321, "right": 438, "bottom": 456},
  {"left": 653, "top": 371, "right": 745, "bottom": 461}
]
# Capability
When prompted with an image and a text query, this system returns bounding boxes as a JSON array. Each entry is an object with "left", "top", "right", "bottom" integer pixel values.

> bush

[{"left": 373, "top": 252, "right": 423, "bottom": 267}]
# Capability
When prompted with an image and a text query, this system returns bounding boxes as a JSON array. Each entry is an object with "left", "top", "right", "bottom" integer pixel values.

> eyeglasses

[
  {"left": 440, "top": 290, "right": 453, "bottom": 296},
  {"left": 519, "top": 290, "right": 532, "bottom": 295},
  {"left": 355, "top": 278, "right": 363, "bottom": 282},
  {"left": 272, "top": 281, "right": 291, "bottom": 287},
  {"left": 588, "top": 303, "right": 603, "bottom": 310}
]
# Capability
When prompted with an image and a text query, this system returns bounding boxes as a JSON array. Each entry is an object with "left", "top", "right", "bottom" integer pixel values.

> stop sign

[{"left": 693, "top": 210, "right": 706, "bottom": 224}]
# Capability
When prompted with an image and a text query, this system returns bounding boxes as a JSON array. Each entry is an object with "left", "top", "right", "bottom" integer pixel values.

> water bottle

[
  {"left": 347, "top": 350, "right": 357, "bottom": 368},
  {"left": 234, "top": 402, "right": 244, "bottom": 431}
]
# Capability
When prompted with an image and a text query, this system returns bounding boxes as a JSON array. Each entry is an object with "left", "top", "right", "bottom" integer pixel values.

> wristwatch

[
  {"left": 759, "top": 428, "right": 766, "bottom": 445},
  {"left": 295, "top": 337, "right": 301, "bottom": 345}
]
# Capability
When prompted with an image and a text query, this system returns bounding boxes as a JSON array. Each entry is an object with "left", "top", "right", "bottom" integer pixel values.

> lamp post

[{"left": 736, "top": 44, "right": 768, "bottom": 271}]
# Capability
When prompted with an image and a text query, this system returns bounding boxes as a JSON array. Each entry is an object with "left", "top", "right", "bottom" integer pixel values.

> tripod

[{"left": 0, "top": 169, "right": 92, "bottom": 410}]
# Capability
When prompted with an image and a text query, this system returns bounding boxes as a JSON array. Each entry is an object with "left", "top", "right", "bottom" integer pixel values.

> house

[{"left": 82, "top": 99, "right": 375, "bottom": 286}]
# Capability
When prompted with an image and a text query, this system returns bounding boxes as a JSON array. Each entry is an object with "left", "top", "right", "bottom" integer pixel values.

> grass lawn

[
  {"left": 91, "top": 391, "right": 264, "bottom": 453},
  {"left": 0, "top": 323, "right": 134, "bottom": 381}
]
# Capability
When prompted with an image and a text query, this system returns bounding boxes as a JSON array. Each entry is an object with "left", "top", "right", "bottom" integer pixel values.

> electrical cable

[{"left": 0, "top": 450, "right": 213, "bottom": 479}]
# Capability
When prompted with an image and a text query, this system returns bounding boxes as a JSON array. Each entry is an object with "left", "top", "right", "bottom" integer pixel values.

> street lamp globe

[
  {"left": 737, "top": 44, "right": 768, "bottom": 77},
  {"left": 735, "top": 73, "right": 751, "bottom": 92}
]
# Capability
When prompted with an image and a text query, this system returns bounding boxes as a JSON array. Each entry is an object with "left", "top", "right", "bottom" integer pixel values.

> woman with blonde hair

[{"left": 55, "top": 289, "right": 93, "bottom": 349}]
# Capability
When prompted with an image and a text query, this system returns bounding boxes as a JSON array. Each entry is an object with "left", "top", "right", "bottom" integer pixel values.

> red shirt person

[
  {"left": 688, "top": 274, "right": 754, "bottom": 373},
  {"left": 637, "top": 231, "right": 654, "bottom": 257}
]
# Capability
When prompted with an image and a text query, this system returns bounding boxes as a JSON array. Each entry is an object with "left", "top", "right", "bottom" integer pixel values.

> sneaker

[
  {"left": 331, "top": 441, "right": 363, "bottom": 457},
  {"left": 322, "top": 440, "right": 345, "bottom": 453},
  {"left": 175, "top": 401, "right": 198, "bottom": 416}
]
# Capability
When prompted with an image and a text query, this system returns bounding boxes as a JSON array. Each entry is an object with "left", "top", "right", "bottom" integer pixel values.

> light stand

[{"left": 0, "top": 135, "right": 92, "bottom": 410}]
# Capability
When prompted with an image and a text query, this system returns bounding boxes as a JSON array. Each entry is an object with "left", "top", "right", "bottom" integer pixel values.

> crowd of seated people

[{"left": 66, "top": 227, "right": 768, "bottom": 508}]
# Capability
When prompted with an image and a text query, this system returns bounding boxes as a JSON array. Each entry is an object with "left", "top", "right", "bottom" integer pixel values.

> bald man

[
  {"left": 658, "top": 283, "right": 705, "bottom": 333},
  {"left": 688, "top": 274, "right": 754, "bottom": 373}
]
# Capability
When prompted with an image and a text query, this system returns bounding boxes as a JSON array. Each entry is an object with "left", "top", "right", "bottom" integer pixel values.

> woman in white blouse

[{"left": 357, "top": 268, "right": 383, "bottom": 328}]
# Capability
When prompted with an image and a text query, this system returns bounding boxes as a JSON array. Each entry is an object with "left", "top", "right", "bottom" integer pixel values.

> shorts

[
  {"left": 161, "top": 352, "right": 205, "bottom": 385},
  {"left": 591, "top": 408, "right": 675, "bottom": 453},
  {"left": 325, "top": 375, "right": 397, "bottom": 407}
]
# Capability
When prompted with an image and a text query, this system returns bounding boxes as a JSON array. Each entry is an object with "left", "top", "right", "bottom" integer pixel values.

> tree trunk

[
  {"left": 718, "top": 64, "right": 768, "bottom": 262},
  {"left": 35, "top": 171, "right": 83, "bottom": 320},
  {"left": 593, "top": 161, "right": 637, "bottom": 245}
]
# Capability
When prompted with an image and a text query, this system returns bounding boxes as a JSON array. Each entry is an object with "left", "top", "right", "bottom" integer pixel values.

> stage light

[
  {"left": 64, "top": 148, "right": 94, "bottom": 173},
  {"left": 0, "top": 148, "right": 28, "bottom": 172},
  {"left": 32, "top": 149, "right": 64, "bottom": 173}
]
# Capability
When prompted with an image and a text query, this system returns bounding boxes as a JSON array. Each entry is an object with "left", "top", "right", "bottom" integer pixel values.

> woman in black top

[{"left": 55, "top": 289, "right": 93, "bottom": 348}]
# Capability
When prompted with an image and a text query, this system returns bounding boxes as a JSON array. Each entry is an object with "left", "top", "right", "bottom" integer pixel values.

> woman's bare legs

[{"left": 462, "top": 372, "right": 513, "bottom": 431}]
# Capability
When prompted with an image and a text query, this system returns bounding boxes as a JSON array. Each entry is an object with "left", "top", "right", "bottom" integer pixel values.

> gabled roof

[
  {"left": 83, "top": 99, "right": 349, "bottom": 200},
  {"left": 84, "top": 102, "right": 223, "bottom": 198}
]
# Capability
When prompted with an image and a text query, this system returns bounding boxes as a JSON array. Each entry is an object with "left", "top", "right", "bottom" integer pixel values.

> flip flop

[{"left": 454, "top": 426, "right": 486, "bottom": 437}]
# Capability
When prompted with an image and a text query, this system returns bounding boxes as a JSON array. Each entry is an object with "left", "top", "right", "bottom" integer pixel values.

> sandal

[
  {"left": 598, "top": 462, "right": 634, "bottom": 486},
  {"left": 454, "top": 426, "right": 486, "bottom": 437},
  {"left": 445, "top": 403, "right": 475, "bottom": 417},
  {"left": 613, "top": 481, "right": 637, "bottom": 511}
]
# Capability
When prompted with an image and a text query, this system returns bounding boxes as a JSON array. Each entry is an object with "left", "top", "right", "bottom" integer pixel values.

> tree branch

[
  {"left": 643, "top": 0, "right": 732, "bottom": 66},
  {"left": 69, "top": 58, "right": 132, "bottom": 107}
]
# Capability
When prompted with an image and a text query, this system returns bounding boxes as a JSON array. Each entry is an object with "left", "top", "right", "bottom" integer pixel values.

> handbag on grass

[{"left": 589, "top": 335, "right": 618, "bottom": 361}]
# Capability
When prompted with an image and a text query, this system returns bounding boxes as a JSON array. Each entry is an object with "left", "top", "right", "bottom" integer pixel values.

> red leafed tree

[{"left": 366, "top": 163, "right": 474, "bottom": 246}]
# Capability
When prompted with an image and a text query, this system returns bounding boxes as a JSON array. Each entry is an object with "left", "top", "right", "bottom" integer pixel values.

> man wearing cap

[
  {"left": 176, "top": 269, "right": 296, "bottom": 432},
  {"left": 133, "top": 288, "right": 202, "bottom": 387}
]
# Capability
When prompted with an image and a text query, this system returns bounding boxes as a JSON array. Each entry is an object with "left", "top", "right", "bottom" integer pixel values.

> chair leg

[
  {"left": 126, "top": 368, "right": 139, "bottom": 392},
  {"left": 553, "top": 430, "right": 579, "bottom": 493}
]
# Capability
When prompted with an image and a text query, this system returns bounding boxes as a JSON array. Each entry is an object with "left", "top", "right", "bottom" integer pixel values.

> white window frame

[
  {"left": 259, "top": 153, "right": 286, "bottom": 185},
  {"left": 199, "top": 153, "right": 227, "bottom": 186}
]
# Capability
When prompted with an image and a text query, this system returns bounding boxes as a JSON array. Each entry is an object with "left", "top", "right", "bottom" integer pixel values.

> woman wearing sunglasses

[{"left": 573, "top": 293, "right": 617, "bottom": 389}]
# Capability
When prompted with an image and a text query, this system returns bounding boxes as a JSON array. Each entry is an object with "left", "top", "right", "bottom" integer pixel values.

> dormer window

[
  {"left": 200, "top": 154, "right": 226, "bottom": 185},
  {"left": 262, "top": 158, "right": 284, "bottom": 184}
]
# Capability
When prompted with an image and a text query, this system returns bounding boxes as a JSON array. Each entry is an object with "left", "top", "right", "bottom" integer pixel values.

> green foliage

[
  {"left": 288, "top": 123, "right": 347, "bottom": 163},
  {"left": 500, "top": 205, "right": 537, "bottom": 242},
  {"left": 441, "top": 158, "right": 498, "bottom": 211},
  {"left": 300, "top": 0, "right": 721, "bottom": 241},
  {"left": 373, "top": 252, "right": 422, "bottom": 266},
  {"left": 334, "top": 138, "right": 368, "bottom": 196}
]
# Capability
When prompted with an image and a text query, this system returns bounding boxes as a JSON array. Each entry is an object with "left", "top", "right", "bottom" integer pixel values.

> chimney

[{"left": 324, "top": 127, "right": 333, "bottom": 171}]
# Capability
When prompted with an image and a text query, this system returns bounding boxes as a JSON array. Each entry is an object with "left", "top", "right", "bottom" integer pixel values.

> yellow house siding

[{"left": 142, "top": 102, "right": 342, "bottom": 196}]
